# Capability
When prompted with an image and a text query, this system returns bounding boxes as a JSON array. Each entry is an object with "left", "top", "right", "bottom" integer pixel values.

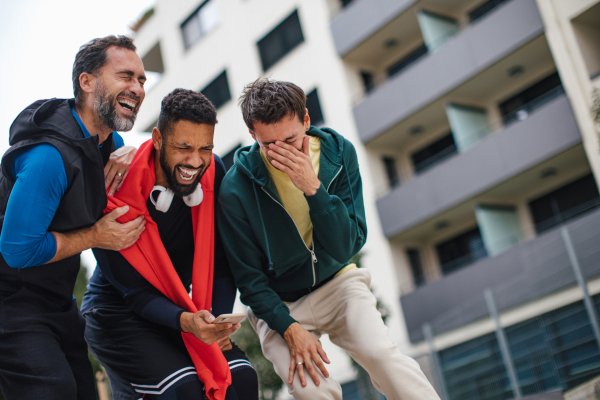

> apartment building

[
  {"left": 131, "top": 0, "right": 405, "bottom": 395},
  {"left": 332, "top": 0, "right": 600, "bottom": 398},
  {"left": 132, "top": 0, "right": 600, "bottom": 398}
]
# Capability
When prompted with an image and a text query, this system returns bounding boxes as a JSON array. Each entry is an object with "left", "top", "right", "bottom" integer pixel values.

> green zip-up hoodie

[{"left": 217, "top": 126, "right": 367, "bottom": 336}]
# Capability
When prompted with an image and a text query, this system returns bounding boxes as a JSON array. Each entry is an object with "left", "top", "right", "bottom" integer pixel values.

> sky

[
  {"left": 0, "top": 0, "right": 156, "bottom": 271},
  {"left": 0, "top": 0, "right": 156, "bottom": 154}
]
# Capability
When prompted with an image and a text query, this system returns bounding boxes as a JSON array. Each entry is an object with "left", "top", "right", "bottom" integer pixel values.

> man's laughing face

[
  {"left": 157, "top": 120, "right": 215, "bottom": 197},
  {"left": 93, "top": 46, "right": 145, "bottom": 132}
]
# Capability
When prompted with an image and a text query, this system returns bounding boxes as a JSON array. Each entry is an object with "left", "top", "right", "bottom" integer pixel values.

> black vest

[{"left": 0, "top": 98, "right": 114, "bottom": 310}]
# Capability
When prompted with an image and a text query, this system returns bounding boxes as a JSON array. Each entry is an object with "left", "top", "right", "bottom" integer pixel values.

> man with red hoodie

[{"left": 82, "top": 89, "right": 258, "bottom": 400}]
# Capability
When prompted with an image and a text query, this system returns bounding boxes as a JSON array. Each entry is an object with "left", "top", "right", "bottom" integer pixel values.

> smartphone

[{"left": 213, "top": 313, "right": 246, "bottom": 325}]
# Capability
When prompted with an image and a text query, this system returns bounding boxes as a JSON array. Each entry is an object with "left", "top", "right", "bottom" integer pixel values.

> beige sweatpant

[{"left": 248, "top": 268, "right": 441, "bottom": 400}]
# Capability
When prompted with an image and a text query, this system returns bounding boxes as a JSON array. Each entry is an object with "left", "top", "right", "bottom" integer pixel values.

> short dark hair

[
  {"left": 239, "top": 78, "right": 306, "bottom": 131},
  {"left": 157, "top": 89, "right": 218, "bottom": 137},
  {"left": 72, "top": 35, "right": 137, "bottom": 105}
]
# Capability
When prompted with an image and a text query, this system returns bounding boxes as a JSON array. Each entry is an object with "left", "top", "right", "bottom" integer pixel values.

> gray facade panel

[
  {"left": 330, "top": 0, "right": 418, "bottom": 56},
  {"left": 354, "top": 0, "right": 544, "bottom": 143},
  {"left": 402, "top": 207, "right": 600, "bottom": 343},
  {"left": 377, "top": 94, "right": 581, "bottom": 238}
]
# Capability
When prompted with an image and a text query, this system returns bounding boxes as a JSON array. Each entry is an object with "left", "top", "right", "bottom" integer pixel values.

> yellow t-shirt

[{"left": 260, "top": 136, "right": 321, "bottom": 248}]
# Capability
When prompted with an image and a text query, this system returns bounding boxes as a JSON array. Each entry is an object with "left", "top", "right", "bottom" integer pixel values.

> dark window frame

[
  {"left": 180, "top": 0, "right": 217, "bottom": 50},
  {"left": 200, "top": 70, "right": 231, "bottom": 110},
  {"left": 498, "top": 71, "right": 564, "bottom": 126},
  {"left": 468, "top": 0, "right": 511, "bottom": 23},
  {"left": 411, "top": 132, "right": 458, "bottom": 174},
  {"left": 386, "top": 44, "right": 428, "bottom": 78},
  {"left": 436, "top": 227, "right": 488, "bottom": 275},
  {"left": 407, "top": 248, "right": 425, "bottom": 287},
  {"left": 382, "top": 156, "right": 400, "bottom": 189},
  {"left": 257, "top": 10, "right": 304, "bottom": 71},
  {"left": 306, "top": 88, "right": 324, "bottom": 127},
  {"left": 528, "top": 174, "right": 600, "bottom": 234}
]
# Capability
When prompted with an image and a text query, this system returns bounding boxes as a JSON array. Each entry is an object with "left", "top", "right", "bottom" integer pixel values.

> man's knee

[{"left": 287, "top": 377, "right": 343, "bottom": 400}]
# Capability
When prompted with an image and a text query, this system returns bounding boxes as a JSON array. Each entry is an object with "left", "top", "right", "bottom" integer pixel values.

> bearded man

[
  {"left": 0, "top": 35, "right": 146, "bottom": 400},
  {"left": 82, "top": 89, "right": 258, "bottom": 400}
]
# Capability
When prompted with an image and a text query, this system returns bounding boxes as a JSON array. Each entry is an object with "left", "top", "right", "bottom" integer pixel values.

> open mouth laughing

[
  {"left": 177, "top": 166, "right": 200, "bottom": 182},
  {"left": 117, "top": 95, "right": 139, "bottom": 114}
]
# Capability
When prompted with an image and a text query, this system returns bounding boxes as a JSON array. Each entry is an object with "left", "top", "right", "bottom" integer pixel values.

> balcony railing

[
  {"left": 401, "top": 204, "right": 600, "bottom": 343},
  {"left": 353, "top": 0, "right": 544, "bottom": 143},
  {"left": 376, "top": 93, "right": 582, "bottom": 238}
]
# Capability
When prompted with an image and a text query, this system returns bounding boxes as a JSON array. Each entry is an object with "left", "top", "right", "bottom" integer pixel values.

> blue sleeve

[
  {"left": 0, "top": 144, "right": 68, "bottom": 268},
  {"left": 113, "top": 132, "right": 125, "bottom": 149}
]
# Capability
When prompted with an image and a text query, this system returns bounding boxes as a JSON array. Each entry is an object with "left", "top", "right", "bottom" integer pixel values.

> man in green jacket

[{"left": 218, "top": 78, "right": 440, "bottom": 400}]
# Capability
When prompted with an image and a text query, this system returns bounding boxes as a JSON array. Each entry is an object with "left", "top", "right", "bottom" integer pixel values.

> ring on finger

[
  {"left": 116, "top": 172, "right": 123, "bottom": 177},
  {"left": 297, "top": 362, "right": 304, "bottom": 366}
]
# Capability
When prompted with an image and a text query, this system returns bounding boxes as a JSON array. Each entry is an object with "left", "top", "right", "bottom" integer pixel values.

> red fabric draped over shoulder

[{"left": 104, "top": 140, "right": 231, "bottom": 400}]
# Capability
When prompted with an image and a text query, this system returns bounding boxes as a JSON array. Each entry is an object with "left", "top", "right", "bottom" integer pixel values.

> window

[
  {"left": 306, "top": 89, "right": 324, "bottom": 126},
  {"left": 439, "top": 333, "right": 512, "bottom": 400},
  {"left": 528, "top": 174, "right": 600, "bottom": 234},
  {"left": 506, "top": 300, "right": 600, "bottom": 395},
  {"left": 411, "top": 132, "right": 457, "bottom": 174},
  {"left": 360, "top": 71, "right": 374, "bottom": 94},
  {"left": 181, "top": 0, "right": 220, "bottom": 49},
  {"left": 387, "top": 44, "right": 428, "bottom": 78},
  {"left": 468, "top": 0, "right": 511, "bottom": 23},
  {"left": 406, "top": 249, "right": 425, "bottom": 287},
  {"left": 201, "top": 70, "right": 231, "bottom": 110},
  {"left": 498, "top": 72, "right": 564, "bottom": 125},
  {"left": 382, "top": 156, "right": 399, "bottom": 189},
  {"left": 439, "top": 296, "right": 600, "bottom": 400},
  {"left": 257, "top": 10, "right": 304, "bottom": 71},
  {"left": 221, "top": 143, "right": 241, "bottom": 171},
  {"left": 436, "top": 227, "right": 487, "bottom": 275}
]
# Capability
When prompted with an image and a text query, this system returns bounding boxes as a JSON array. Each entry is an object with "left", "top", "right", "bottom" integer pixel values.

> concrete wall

[{"left": 330, "top": 0, "right": 418, "bottom": 56}]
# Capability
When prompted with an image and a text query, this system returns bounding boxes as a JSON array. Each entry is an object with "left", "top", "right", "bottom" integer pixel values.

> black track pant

[
  {"left": 84, "top": 305, "right": 258, "bottom": 400},
  {"left": 0, "top": 288, "right": 96, "bottom": 400}
]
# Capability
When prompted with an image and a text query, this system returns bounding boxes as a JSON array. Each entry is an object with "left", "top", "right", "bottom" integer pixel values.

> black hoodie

[{"left": 0, "top": 98, "right": 114, "bottom": 310}]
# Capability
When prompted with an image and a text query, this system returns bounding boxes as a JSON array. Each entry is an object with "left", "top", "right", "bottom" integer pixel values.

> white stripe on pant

[{"left": 248, "top": 268, "right": 441, "bottom": 400}]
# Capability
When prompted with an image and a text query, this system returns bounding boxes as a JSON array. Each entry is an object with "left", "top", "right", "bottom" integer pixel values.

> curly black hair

[
  {"left": 239, "top": 78, "right": 306, "bottom": 131},
  {"left": 73, "top": 35, "right": 136, "bottom": 105},
  {"left": 157, "top": 89, "right": 218, "bottom": 137}
]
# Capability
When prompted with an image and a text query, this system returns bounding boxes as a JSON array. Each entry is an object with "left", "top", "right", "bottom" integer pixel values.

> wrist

[
  {"left": 180, "top": 312, "right": 193, "bottom": 333},
  {"left": 304, "top": 179, "right": 321, "bottom": 197},
  {"left": 283, "top": 322, "right": 301, "bottom": 341},
  {"left": 84, "top": 225, "right": 98, "bottom": 249}
]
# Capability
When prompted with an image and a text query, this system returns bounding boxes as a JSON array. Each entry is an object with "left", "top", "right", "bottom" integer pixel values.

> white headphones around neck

[{"left": 150, "top": 184, "right": 203, "bottom": 212}]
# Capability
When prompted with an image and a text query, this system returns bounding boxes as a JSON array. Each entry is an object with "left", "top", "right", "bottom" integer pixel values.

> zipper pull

[{"left": 311, "top": 251, "right": 317, "bottom": 263}]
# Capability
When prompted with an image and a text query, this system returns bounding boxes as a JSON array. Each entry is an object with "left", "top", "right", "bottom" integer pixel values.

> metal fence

[{"left": 419, "top": 209, "right": 600, "bottom": 400}]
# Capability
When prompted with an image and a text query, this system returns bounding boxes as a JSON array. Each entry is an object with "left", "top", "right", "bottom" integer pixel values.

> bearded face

[
  {"left": 159, "top": 140, "right": 206, "bottom": 197},
  {"left": 93, "top": 77, "right": 141, "bottom": 132}
]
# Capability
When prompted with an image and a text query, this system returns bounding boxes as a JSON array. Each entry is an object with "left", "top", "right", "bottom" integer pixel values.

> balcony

[
  {"left": 402, "top": 205, "right": 600, "bottom": 343},
  {"left": 353, "top": 0, "right": 544, "bottom": 143},
  {"left": 377, "top": 93, "right": 581, "bottom": 238},
  {"left": 330, "top": 0, "right": 418, "bottom": 57}
]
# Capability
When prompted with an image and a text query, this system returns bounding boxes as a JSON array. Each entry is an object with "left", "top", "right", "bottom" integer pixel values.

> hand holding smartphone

[{"left": 212, "top": 313, "right": 246, "bottom": 325}]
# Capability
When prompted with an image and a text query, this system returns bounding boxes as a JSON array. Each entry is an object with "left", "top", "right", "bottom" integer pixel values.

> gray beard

[{"left": 93, "top": 82, "right": 137, "bottom": 132}]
